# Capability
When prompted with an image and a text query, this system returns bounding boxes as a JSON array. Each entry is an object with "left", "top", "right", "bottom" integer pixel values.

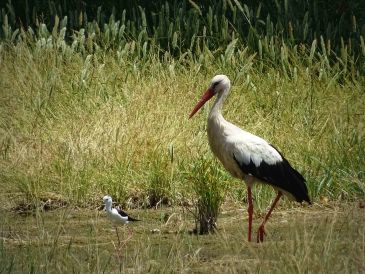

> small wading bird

[
  {"left": 189, "top": 75, "right": 311, "bottom": 243},
  {"left": 103, "top": 195, "right": 140, "bottom": 244}
]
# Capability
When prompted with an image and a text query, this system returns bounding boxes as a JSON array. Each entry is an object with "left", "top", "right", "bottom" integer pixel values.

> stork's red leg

[
  {"left": 247, "top": 186, "right": 253, "bottom": 242},
  {"left": 257, "top": 191, "right": 282, "bottom": 243}
]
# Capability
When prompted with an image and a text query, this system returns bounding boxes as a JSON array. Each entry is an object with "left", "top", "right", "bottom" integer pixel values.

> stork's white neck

[{"left": 209, "top": 86, "right": 230, "bottom": 120}]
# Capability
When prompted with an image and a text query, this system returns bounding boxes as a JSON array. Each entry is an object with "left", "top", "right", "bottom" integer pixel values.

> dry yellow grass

[{"left": 1, "top": 45, "right": 364, "bottom": 203}]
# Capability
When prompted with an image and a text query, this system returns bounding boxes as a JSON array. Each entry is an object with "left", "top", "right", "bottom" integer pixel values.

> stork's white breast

[{"left": 208, "top": 118, "right": 282, "bottom": 179}]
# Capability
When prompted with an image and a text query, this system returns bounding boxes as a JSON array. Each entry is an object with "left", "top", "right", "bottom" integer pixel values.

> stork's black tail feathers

[
  {"left": 278, "top": 157, "right": 311, "bottom": 204},
  {"left": 234, "top": 146, "right": 311, "bottom": 204}
]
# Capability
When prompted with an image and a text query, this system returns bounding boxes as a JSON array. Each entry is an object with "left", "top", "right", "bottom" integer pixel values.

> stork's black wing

[{"left": 234, "top": 145, "right": 311, "bottom": 204}]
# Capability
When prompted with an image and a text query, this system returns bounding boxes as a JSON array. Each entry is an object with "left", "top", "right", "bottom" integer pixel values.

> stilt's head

[
  {"left": 103, "top": 195, "right": 113, "bottom": 209},
  {"left": 189, "top": 74, "right": 231, "bottom": 118}
]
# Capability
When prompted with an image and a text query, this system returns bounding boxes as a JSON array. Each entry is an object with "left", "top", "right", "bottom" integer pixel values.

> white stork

[{"left": 189, "top": 75, "right": 311, "bottom": 243}]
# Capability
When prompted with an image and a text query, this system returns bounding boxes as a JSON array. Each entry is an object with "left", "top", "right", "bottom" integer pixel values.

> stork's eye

[{"left": 212, "top": 81, "right": 221, "bottom": 89}]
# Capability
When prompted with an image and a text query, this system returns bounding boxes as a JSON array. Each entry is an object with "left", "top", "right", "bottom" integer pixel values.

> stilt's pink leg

[
  {"left": 257, "top": 191, "right": 282, "bottom": 243},
  {"left": 115, "top": 227, "right": 121, "bottom": 245}
]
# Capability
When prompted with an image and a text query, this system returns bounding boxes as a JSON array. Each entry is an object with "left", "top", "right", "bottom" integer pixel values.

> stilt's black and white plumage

[
  {"left": 103, "top": 195, "right": 140, "bottom": 244},
  {"left": 189, "top": 75, "right": 310, "bottom": 243}
]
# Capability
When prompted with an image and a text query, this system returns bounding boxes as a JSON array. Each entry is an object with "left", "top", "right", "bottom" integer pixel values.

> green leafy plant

[{"left": 189, "top": 157, "right": 228, "bottom": 234}]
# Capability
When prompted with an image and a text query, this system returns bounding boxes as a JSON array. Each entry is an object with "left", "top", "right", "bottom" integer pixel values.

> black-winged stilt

[{"left": 103, "top": 195, "right": 140, "bottom": 244}]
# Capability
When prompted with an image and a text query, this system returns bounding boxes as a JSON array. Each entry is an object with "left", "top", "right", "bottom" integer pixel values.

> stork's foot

[{"left": 257, "top": 225, "right": 266, "bottom": 243}]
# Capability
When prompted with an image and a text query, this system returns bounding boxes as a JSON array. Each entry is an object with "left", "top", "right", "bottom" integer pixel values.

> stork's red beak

[{"left": 189, "top": 89, "right": 215, "bottom": 119}]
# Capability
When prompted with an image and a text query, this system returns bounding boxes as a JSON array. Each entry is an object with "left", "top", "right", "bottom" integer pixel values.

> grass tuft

[{"left": 189, "top": 157, "right": 228, "bottom": 234}]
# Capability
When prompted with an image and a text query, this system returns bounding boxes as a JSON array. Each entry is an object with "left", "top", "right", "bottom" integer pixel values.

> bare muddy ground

[{"left": 1, "top": 201, "right": 364, "bottom": 273}]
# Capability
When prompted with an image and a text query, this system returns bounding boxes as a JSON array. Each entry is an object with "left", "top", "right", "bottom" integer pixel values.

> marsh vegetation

[{"left": 0, "top": 0, "right": 364, "bottom": 272}]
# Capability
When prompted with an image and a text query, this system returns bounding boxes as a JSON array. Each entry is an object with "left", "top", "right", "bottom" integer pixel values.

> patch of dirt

[
  {"left": 12, "top": 192, "right": 69, "bottom": 215},
  {"left": 359, "top": 200, "right": 365, "bottom": 209}
]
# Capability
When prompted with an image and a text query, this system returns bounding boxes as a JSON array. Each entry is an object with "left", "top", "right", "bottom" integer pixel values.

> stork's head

[
  {"left": 189, "top": 74, "right": 231, "bottom": 118},
  {"left": 209, "top": 74, "right": 231, "bottom": 93}
]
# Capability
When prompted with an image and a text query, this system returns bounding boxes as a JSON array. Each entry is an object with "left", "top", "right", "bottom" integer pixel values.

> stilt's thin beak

[{"left": 189, "top": 89, "right": 215, "bottom": 119}]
